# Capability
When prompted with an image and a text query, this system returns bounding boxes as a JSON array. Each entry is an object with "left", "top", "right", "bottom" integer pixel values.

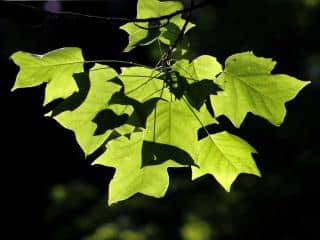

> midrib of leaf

[
  {"left": 130, "top": 27, "right": 145, "bottom": 36},
  {"left": 22, "top": 60, "right": 153, "bottom": 70},
  {"left": 182, "top": 97, "right": 240, "bottom": 169},
  {"left": 191, "top": 63, "right": 200, "bottom": 81},
  {"left": 181, "top": 96, "right": 244, "bottom": 171},
  {"left": 224, "top": 71, "right": 275, "bottom": 99},
  {"left": 181, "top": 97, "right": 214, "bottom": 145},
  {"left": 207, "top": 136, "right": 241, "bottom": 171},
  {"left": 224, "top": 71, "right": 276, "bottom": 118},
  {"left": 23, "top": 61, "right": 83, "bottom": 68}
]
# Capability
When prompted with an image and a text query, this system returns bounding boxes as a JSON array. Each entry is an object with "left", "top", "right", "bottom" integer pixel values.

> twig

[
  {"left": 167, "top": 0, "right": 195, "bottom": 58},
  {"left": 6, "top": 1, "right": 209, "bottom": 23}
]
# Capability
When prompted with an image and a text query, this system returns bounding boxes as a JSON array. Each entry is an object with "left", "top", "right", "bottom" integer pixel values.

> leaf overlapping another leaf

[
  {"left": 144, "top": 97, "right": 216, "bottom": 161},
  {"left": 120, "top": 0, "right": 195, "bottom": 52},
  {"left": 9, "top": 24, "right": 310, "bottom": 204},
  {"left": 93, "top": 132, "right": 185, "bottom": 205},
  {"left": 173, "top": 55, "right": 222, "bottom": 108},
  {"left": 50, "top": 64, "right": 124, "bottom": 156}
]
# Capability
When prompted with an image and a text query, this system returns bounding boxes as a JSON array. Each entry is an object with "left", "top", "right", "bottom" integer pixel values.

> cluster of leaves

[{"left": 10, "top": 0, "right": 309, "bottom": 205}]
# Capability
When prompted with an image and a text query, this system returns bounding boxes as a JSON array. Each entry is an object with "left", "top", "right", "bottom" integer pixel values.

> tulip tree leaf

[
  {"left": 10, "top": 47, "right": 84, "bottom": 105},
  {"left": 120, "top": 22, "right": 158, "bottom": 53},
  {"left": 173, "top": 55, "right": 222, "bottom": 109},
  {"left": 159, "top": 15, "right": 195, "bottom": 46},
  {"left": 120, "top": 0, "right": 194, "bottom": 52},
  {"left": 9, "top": 0, "right": 310, "bottom": 205},
  {"left": 210, "top": 52, "right": 310, "bottom": 127},
  {"left": 173, "top": 55, "right": 222, "bottom": 82},
  {"left": 144, "top": 97, "right": 217, "bottom": 161},
  {"left": 93, "top": 132, "right": 184, "bottom": 205},
  {"left": 50, "top": 64, "right": 122, "bottom": 156},
  {"left": 119, "top": 67, "right": 165, "bottom": 102},
  {"left": 192, "top": 131, "right": 261, "bottom": 191}
]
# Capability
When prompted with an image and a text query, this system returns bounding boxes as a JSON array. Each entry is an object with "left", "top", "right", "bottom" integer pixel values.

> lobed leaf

[
  {"left": 144, "top": 97, "right": 217, "bottom": 161},
  {"left": 11, "top": 47, "right": 84, "bottom": 105},
  {"left": 120, "top": 0, "right": 194, "bottom": 52},
  {"left": 192, "top": 131, "right": 261, "bottom": 191},
  {"left": 50, "top": 64, "right": 122, "bottom": 156},
  {"left": 211, "top": 52, "right": 310, "bottom": 127},
  {"left": 93, "top": 132, "right": 185, "bottom": 205},
  {"left": 173, "top": 55, "right": 222, "bottom": 108},
  {"left": 119, "top": 66, "right": 166, "bottom": 102}
]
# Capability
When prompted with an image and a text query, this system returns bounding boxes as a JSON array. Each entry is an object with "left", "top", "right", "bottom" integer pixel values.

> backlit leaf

[
  {"left": 211, "top": 52, "right": 310, "bottom": 127},
  {"left": 120, "top": 0, "right": 194, "bottom": 52},
  {"left": 93, "top": 132, "right": 184, "bottom": 205},
  {"left": 192, "top": 131, "right": 261, "bottom": 191},
  {"left": 51, "top": 64, "right": 121, "bottom": 156},
  {"left": 11, "top": 47, "right": 84, "bottom": 105},
  {"left": 144, "top": 97, "right": 217, "bottom": 161},
  {"left": 119, "top": 67, "right": 165, "bottom": 102}
]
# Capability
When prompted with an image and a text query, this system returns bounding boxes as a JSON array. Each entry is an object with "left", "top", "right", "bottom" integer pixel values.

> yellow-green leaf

[
  {"left": 52, "top": 64, "right": 121, "bottom": 156},
  {"left": 11, "top": 47, "right": 84, "bottom": 105},
  {"left": 192, "top": 131, "right": 261, "bottom": 191},
  {"left": 93, "top": 132, "right": 184, "bottom": 205},
  {"left": 211, "top": 52, "right": 310, "bottom": 127}
]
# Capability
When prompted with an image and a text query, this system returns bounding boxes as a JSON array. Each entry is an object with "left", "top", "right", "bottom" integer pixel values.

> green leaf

[
  {"left": 210, "top": 52, "right": 310, "bottom": 127},
  {"left": 159, "top": 15, "right": 195, "bottom": 46},
  {"left": 173, "top": 55, "right": 222, "bottom": 109},
  {"left": 144, "top": 97, "right": 216, "bottom": 161},
  {"left": 51, "top": 64, "right": 121, "bottom": 156},
  {"left": 120, "top": 0, "right": 194, "bottom": 52},
  {"left": 192, "top": 131, "right": 261, "bottom": 191},
  {"left": 136, "top": 0, "right": 182, "bottom": 18},
  {"left": 11, "top": 47, "right": 84, "bottom": 105},
  {"left": 173, "top": 55, "right": 222, "bottom": 83},
  {"left": 120, "top": 22, "right": 160, "bottom": 52},
  {"left": 93, "top": 132, "right": 184, "bottom": 205},
  {"left": 120, "top": 23, "right": 147, "bottom": 53},
  {"left": 119, "top": 67, "right": 165, "bottom": 102}
]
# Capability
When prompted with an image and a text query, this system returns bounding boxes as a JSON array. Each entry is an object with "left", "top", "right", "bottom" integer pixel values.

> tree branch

[{"left": 7, "top": 1, "right": 210, "bottom": 23}]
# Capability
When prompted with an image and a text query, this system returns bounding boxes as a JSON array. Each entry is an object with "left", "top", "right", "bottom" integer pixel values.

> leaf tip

[
  {"left": 44, "top": 111, "right": 53, "bottom": 118},
  {"left": 10, "top": 85, "right": 17, "bottom": 92},
  {"left": 222, "top": 183, "right": 232, "bottom": 192}
]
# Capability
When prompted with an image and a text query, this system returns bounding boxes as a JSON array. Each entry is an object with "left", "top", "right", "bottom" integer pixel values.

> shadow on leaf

[
  {"left": 51, "top": 72, "right": 90, "bottom": 116},
  {"left": 186, "top": 80, "right": 221, "bottom": 110},
  {"left": 92, "top": 109, "right": 129, "bottom": 136},
  {"left": 142, "top": 141, "right": 198, "bottom": 168}
]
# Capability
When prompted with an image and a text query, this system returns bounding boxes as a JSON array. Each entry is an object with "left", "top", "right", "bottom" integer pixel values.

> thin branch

[
  {"left": 169, "top": 0, "right": 195, "bottom": 55},
  {"left": 7, "top": 1, "right": 209, "bottom": 23},
  {"left": 84, "top": 60, "right": 152, "bottom": 69},
  {"left": 134, "top": 19, "right": 169, "bottom": 30}
]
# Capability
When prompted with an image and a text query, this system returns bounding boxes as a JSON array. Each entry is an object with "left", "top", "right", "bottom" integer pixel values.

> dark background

[{"left": 1, "top": 0, "right": 320, "bottom": 239}]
